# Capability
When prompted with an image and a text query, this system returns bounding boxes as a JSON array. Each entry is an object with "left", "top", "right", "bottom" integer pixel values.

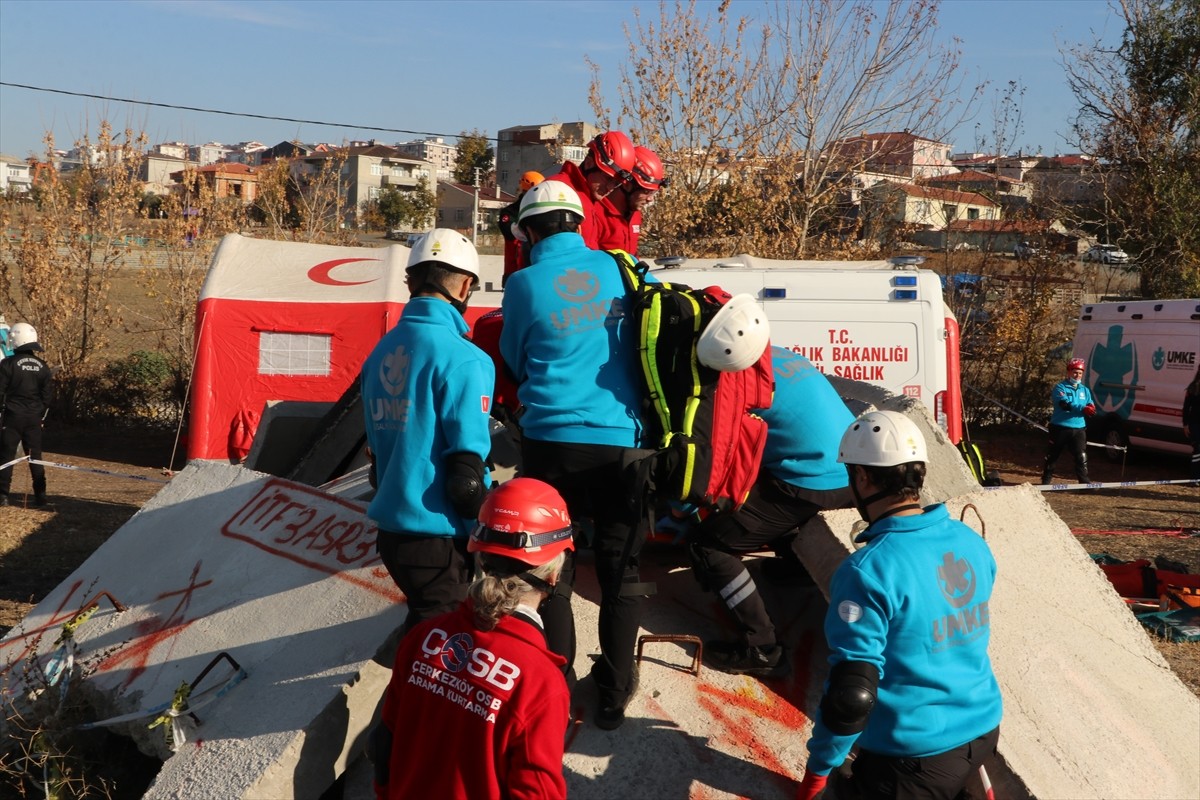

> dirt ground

[{"left": 1, "top": 424, "right": 1197, "bottom": 697}]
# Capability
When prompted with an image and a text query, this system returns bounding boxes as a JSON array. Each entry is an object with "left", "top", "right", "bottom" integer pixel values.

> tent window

[{"left": 258, "top": 332, "right": 331, "bottom": 376}]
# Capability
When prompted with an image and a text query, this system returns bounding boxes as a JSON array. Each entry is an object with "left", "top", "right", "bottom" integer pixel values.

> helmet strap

[
  {"left": 848, "top": 463, "right": 923, "bottom": 523},
  {"left": 418, "top": 281, "right": 467, "bottom": 314},
  {"left": 517, "top": 571, "right": 555, "bottom": 596},
  {"left": 871, "top": 502, "right": 924, "bottom": 524}
]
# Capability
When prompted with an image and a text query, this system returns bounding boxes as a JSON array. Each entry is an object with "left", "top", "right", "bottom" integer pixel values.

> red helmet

[
  {"left": 469, "top": 478, "right": 575, "bottom": 566},
  {"left": 586, "top": 131, "right": 636, "bottom": 180},
  {"left": 1068, "top": 358, "right": 1086, "bottom": 372},
  {"left": 630, "top": 146, "right": 667, "bottom": 191}
]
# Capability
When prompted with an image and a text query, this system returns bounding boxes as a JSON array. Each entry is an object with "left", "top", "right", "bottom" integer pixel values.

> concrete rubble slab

[
  {"left": 1, "top": 461, "right": 402, "bottom": 799},
  {"left": 2, "top": 401, "right": 1197, "bottom": 800}
]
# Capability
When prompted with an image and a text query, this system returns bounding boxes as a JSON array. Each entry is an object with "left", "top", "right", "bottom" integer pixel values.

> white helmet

[
  {"left": 518, "top": 180, "right": 585, "bottom": 225},
  {"left": 407, "top": 229, "right": 480, "bottom": 283},
  {"left": 696, "top": 294, "right": 770, "bottom": 372},
  {"left": 837, "top": 411, "right": 928, "bottom": 467},
  {"left": 9, "top": 322, "right": 40, "bottom": 351}
]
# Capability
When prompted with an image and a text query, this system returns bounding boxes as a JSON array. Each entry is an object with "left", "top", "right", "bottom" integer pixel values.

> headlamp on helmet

[{"left": 469, "top": 478, "right": 575, "bottom": 566}]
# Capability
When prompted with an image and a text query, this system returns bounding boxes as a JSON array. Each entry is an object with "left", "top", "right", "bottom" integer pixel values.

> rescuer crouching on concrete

[{"left": 796, "top": 411, "right": 1002, "bottom": 800}]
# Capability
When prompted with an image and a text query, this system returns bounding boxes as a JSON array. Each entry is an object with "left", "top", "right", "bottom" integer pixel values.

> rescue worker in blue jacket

[
  {"left": 499, "top": 181, "right": 649, "bottom": 730},
  {"left": 688, "top": 346, "right": 854, "bottom": 678},
  {"left": 360, "top": 230, "right": 494, "bottom": 636},
  {"left": 0, "top": 323, "right": 53, "bottom": 507},
  {"left": 796, "top": 410, "right": 1002, "bottom": 800},
  {"left": 1041, "top": 357, "right": 1095, "bottom": 485}
]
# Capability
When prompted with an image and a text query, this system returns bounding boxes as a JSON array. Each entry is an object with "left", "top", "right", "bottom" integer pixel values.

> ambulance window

[{"left": 258, "top": 332, "right": 332, "bottom": 376}]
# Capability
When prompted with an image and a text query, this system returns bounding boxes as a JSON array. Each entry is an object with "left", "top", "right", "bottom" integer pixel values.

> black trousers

[
  {"left": 1188, "top": 427, "right": 1200, "bottom": 479},
  {"left": 1042, "top": 424, "right": 1088, "bottom": 483},
  {"left": 688, "top": 473, "right": 852, "bottom": 647},
  {"left": 376, "top": 532, "right": 471, "bottom": 637},
  {"left": 0, "top": 413, "right": 46, "bottom": 497},
  {"left": 522, "top": 437, "right": 645, "bottom": 709},
  {"left": 830, "top": 726, "right": 1000, "bottom": 800}
]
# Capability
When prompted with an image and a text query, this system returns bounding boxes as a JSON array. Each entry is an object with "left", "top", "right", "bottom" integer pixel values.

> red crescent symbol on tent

[{"left": 307, "top": 258, "right": 381, "bottom": 286}]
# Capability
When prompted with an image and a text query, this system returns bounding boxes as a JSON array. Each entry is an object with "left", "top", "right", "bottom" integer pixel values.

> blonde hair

[{"left": 469, "top": 551, "right": 566, "bottom": 631}]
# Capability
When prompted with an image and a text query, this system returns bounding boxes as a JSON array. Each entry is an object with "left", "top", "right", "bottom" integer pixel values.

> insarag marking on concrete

[{"left": 221, "top": 479, "right": 399, "bottom": 601}]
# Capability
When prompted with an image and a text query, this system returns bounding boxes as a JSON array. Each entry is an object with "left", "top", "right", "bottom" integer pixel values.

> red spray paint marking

[
  {"left": 696, "top": 680, "right": 808, "bottom": 732},
  {"left": 96, "top": 561, "right": 212, "bottom": 688},
  {"left": 0, "top": 579, "right": 85, "bottom": 674},
  {"left": 221, "top": 479, "right": 401, "bottom": 603},
  {"left": 696, "top": 692, "right": 796, "bottom": 781}
]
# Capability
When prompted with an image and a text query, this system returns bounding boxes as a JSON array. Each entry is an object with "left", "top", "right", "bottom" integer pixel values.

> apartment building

[
  {"left": 396, "top": 137, "right": 457, "bottom": 182},
  {"left": 495, "top": 122, "right": 598, "bottom": 195}
]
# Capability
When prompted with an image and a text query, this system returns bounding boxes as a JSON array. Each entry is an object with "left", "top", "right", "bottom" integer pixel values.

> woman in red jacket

[{"left": 372, "top": 478, "right": 574, "bottom": 800}]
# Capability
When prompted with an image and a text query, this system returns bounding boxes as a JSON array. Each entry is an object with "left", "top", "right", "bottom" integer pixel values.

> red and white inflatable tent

[{"left": 189, "top": 233, "right": 504, "bottom": 462}]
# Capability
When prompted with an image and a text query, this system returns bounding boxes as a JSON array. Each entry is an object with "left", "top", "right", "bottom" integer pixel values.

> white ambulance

[
  {"left": 1072, "top": 299, "right": 1200, "bottom": 457},
  {"left": 623, "top": 254, "right": 964, "bottom": 443}
]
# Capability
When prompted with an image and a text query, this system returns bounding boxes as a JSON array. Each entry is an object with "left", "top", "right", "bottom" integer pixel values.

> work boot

[
  {"left": 703, "top": 641, "right": 791, "bottom": 679},
  {"left": 593, "top": 663, "right": 638, "bottom": 731},
  {"left": 0, "top": 494, "right": 8, "bottom": 507},
  {"left": 32, "top": 493, "right": 47, "bottom": 508}
]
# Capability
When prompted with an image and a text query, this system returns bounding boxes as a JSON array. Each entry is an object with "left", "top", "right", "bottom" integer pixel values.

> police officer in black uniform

[{"left": 0, "top": 323, "right": 53, "bottom": 507}]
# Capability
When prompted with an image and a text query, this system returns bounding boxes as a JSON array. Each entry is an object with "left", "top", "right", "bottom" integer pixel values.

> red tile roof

[
  {"left": 889, "top": 183, "right": 997, "bottom": 206},
  {"left": 195, "top": 163, "right": 256, "bottom": 175},
  {"left": 926, "top": 169, "right": 1019, "bottom": 185}
]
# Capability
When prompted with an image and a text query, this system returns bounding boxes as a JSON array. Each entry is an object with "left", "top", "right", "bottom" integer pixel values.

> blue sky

[{"left": 0, "top": 0, "right": 1124, "bottom": 160}]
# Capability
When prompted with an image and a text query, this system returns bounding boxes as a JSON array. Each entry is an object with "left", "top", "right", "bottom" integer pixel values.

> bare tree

[
  {"left": 252, "top": 145, "right": 356, "bottom": 244},
  {"left": 1061, "top": 0, "right": 1199, "bottom": 298},
  {"left": 0, "top": 122, "right": 148, "bottom": 418},
  {"left": 593, "top": 0, "right": 980, "bottom": 257},
  {"left": 133, "top": 165, "right": 246, "bottom": 417}
]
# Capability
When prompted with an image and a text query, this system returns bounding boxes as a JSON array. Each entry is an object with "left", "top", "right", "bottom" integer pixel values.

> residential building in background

[
  {"left": 191, "top": 142, "right": 233, "bottom": 166},
  {"left": 1026, "top": 154, "right": 1097, "bottom": 207},
  {"left": 863, "top": 182, "right": 1000, "bottom": 241},
  {"left": 170, "top": 162, "right": 260, "bottom": 205},
  {"left": 226, "top": 141, "right": 268, "bottom": 166},
  {"left": 923, "top": 169, "right": 1032, "bottom": 207},
  {"left": 831, "top": 131, "right": 955, "bottom": 180},
  {"left": 0, "top": 154, "right": 33, "bottom": 195},
  {"left": 294, "top": 144, "right": 435, "bottom": 227},
  {"left": 261, "top": 140, "right": 332, "bottom": 163},
  {"left": 152, "top": 141, "right": 190, "bottom": 160},
  {"left": 396, "top": 137, "right": 457, "bottom": 182},
  {"left": 142, "top": 152, "right": 192, "bottom": 195},
  {"left": 437, "top": 181, "right": 515, "bottom": 235},
  {"left": 495, "top": 122, "right": 598, "bottom": 194}
]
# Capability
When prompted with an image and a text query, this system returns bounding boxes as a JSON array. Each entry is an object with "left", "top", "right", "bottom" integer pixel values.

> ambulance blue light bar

[
  {"left": 763, "top": 287, "right": 787, "bottom": 298},
  {"left": 892, "top": 274, "right": 918, "bottom": 300}
]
